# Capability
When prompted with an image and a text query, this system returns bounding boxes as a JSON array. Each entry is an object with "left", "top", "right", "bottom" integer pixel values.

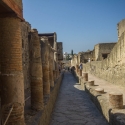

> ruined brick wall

[
  {"left": 77, "top": 54, "right": 81, "bottom": 64},
  {"left": 57, "top": 42, "right": 63, "bottom": 60},
  {"left": 48, "top": 37, "right": 54, "bottom": 48},
  {"left": 21, "top": 21, "right": 31, "bottom": 90},
  {"left": 94, "top": 44, "right": 99, "bottom": 61},
  {"left": 72, "top": 55, "right": 78, "bottom": 66},
  {"left": 83, "top": 20, "right": 125, "bottom": 87},
  {"left": 78, "top": 51, "right": 94, "bottom": 63},
  {"left": 117, "top": 19, "right": 125, "bottom": 39},
  {"left": 94, "top": 43, "right": 116, "bottom": 61}
]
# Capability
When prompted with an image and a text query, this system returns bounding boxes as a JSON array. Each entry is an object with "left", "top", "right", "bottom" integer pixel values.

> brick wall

[
  {"left": 57, "top": 42, "right": 63, "bottom": 60},
  {"left": 21, "top": 21, "right": 31, "bottom": 90}
]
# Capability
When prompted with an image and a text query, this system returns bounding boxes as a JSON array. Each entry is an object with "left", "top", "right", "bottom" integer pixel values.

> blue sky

[{"left": 23, "top": 0, "right": 125, "bottom": 54}]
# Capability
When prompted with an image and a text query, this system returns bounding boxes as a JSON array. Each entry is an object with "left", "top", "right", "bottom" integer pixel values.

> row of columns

[
  {"left": 30, "top": 29, "right": 43, "bottom": 110},
  {"left": 0, "top": 19, "right": 59, "bottom": 124}
]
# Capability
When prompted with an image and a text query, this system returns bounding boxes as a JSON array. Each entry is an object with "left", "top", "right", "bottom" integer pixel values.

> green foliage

[
  {"left": 66, "top": 54, "right": 71, "bottom": 60},
  {"left": 71, "top": 49, "right": 73, "bottom": 55}
]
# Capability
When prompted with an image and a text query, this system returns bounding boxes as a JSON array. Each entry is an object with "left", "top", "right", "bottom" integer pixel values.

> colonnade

[
  {"left": 0, "top": 16, "right": 25, "bottom": 125},
  {"left": 0, "top": 16, "right": 60, "bottom": 125}
]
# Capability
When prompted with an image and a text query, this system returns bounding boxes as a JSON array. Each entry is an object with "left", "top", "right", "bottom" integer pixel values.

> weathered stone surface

[
  {"left": 21, "top": 21, "right": 31, "bottom": 90},
  {"left": 50, "top": 71, "right": 108, "bottom": 125},
  {"left": 95, "top": 88, "right": 104, "bottom": 94},
  {"left": 29, "top": 29, "right": 43, "bottom": 110},
  {"left": 94, "top": 43, "right": 116, "bottom": 61},
  {"left": 109, "top": 92, "right": 123, "bottom": 109},
  {"left": 79, "top": 69, "right": 82, "bottom": 76},
  {"left": 39, "top": 73, "right": 64, "bottom": 125},
  {"left": 40, "top": 37, "right": 50, "bottom": 96},
  {"left": 83, "top": 73, "right": 125, "bottom": 125},
  {"left": 81, "top": 20, "right": 125, "bottom": 87},
  {"left": 87, "top": 80, "right": 94, "bottom": 86},
  {"left": 0, "top": 17, "right": 25, "bottom": 124},
  {"left": 82, "top": 72, "right": 88, "bottom": 81},
  {"left": 49, "top": 47, "right": 54, "bottom": 88},
  {"left": 57, "top": 42, "right": 63, "bottom": 61}
]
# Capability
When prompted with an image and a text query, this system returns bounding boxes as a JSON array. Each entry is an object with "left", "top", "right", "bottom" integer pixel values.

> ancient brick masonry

[
  {"left": 0, "top": 17, "right": 25, "bottom": 124},
  {"left": 49, "top": 46, "right": 54, "bottom": 87},
  {"left": 21, "top": 22, "right": 31, "bottom": 90},
  {"left": 0, "top": 0, "right": 64, "bottom": 124},
  {"left": 29, "top": 29, "right": 44, "bottom": 110},
  {"left": 54, "top": 52, "right": 59, "bottom": 79},
  {"left": 40, "top": 37, "right": 50, "bottom": 97}
]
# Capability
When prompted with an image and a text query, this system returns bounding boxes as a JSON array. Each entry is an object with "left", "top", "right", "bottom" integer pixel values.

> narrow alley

[{"left": 49, "top": 71, "right": 108, "bottom": 125}]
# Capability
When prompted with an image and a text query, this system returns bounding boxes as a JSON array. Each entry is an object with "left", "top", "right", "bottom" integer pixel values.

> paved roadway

[{"left": 49, "top": 71, "right": 108, "bottom": 125}]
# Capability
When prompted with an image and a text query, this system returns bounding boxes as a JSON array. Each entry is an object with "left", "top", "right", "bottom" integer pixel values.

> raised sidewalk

[{"left": 78, "top": 72, "right": 125, "bottom": 125}]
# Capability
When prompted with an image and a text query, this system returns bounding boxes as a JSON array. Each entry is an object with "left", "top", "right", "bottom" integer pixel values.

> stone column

[
  {"left": 30, "top": 29, "right": 43, "bottom": 110},
  {"left": 51, "top": 48, "right": 55, "bottom": 86},
  {"left": 53, "top": 70, "right": 56, "bottom": 82},
  {"left": 82, "top": 72, "right": 88, "bottom": 81},
  {"left": 79, "top": 69, "right": 82, "bottom": 76},
  {"left": 95, "top": 88, "right": 104, "bottom": 94},
  {"left": 40, "top": 37, "right": 50, "bottom": 97},
  {"left": 0, "top": 17, "right": 25, "bottom": 124},
  {"left": 87, "top": 80, "right": 94, "bottom": 86},
  {"left": 56, "top": 52, "right": 59, "bottom": 78},
  {"left": 49, "top": 46, "right": 54, "bottom": 88},
  {"left": 54, "top": 52, "right": 58, "bottom": 79},
  {"left": 76, "top": 65, "right": 79, "bottom": 74},
  {"left": 109, "top": 92, "right": 123, "bottom": 109}
]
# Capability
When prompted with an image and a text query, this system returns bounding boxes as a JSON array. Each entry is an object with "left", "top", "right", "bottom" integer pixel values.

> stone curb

[{"left": 82, "top": 79, "right": 125, "bottom": 125}]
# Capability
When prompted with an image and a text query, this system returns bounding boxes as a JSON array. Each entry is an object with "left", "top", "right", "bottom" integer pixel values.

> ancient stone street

[{"left": 49, "top": 71, "right": 108, "bottom": 125}]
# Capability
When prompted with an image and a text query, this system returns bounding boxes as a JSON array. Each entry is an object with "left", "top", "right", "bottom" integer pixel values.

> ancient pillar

[
  {"left": 82, "top": 72, "right": 88, "bottom": 81},
  {"left": 87, "top": 80, "right": 94, "bottom": 86},
  {"left": 30, "top": 29, "right": 43, "bottom": 110},
  {"left": 95, "top": 88, "right": 104, "bottom": 94},
  {"left": 53, "top": 70, "right": 56, "bottom": 82},
  {"left": 55, "top": 52, "right": 59, "bottom": 78},
  {"left": 76, "top": 64, "right": 79, "bottom": 74},
  {"left": 54, "top": 52, "right": 58, "bottom": 79},
  {"left": 109, "top": 92, "right": 123, "bottom": 109},
  {"left": 0, "top": 17, "right": 25, "bottom": 124},
  {"left": 79, "top": 69, "right": 82, "bottom": 76},
  {"left": 40, "top": 37, "right": 50, "bottom": 97},
  {"left": 51, "top": 48, "right": 55, "bottom": 86},
  {"left": 49, "top": 46, "right": 54, "bottom": 87}
]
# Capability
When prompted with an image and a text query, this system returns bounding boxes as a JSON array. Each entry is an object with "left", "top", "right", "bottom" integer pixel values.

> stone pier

[
  {"left": 40, "top": 37, "right": 50, "bottom": 97},
  {"left": 49, "top": 46, "right": 54, "bottom": 88},
  {"left": 29, "top": 29, "right": 44, "bottom": 110},
  {"left": 53, "top": 70, "right": 56, "bottom": 82},
  {"left": 0, "top": 17, "right": 25, "bottom": 124}
]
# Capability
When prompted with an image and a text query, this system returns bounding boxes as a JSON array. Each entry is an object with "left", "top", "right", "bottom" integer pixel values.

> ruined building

[
  {"left": 71, "top": 19, "right": 125, "bottom": 125},
  {"left": 0, "top": 0, "right": 63, "bottom": 125},
  {"left": 72, "top": 18, "right": 125, "bottom": 87},
  {"left": 81, "top": 19, "right": 125, "bottom": 87},
  {"left": 72, "top": 42, "right": 116, "bottom": 66}
]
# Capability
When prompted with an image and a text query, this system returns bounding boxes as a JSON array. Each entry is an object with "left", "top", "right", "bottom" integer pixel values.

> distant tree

[
  {"left": 71, "top": 49, "right": 73, "bottom": 55},
  {"left": 71, "top": 49, "right": 74, "bottom": 59},
  {"left": 66, "top": 54, "right": 72, "bottom": 60}
]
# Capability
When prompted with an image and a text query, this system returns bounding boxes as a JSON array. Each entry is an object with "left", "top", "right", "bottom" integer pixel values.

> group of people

[{"left": 63, "top": 58, "right": 94, "bottom": 73}]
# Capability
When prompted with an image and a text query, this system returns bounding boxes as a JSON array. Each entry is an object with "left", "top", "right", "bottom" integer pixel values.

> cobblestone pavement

[{"left": 49, "top": 71, "right": 109, "bottom": 125}]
